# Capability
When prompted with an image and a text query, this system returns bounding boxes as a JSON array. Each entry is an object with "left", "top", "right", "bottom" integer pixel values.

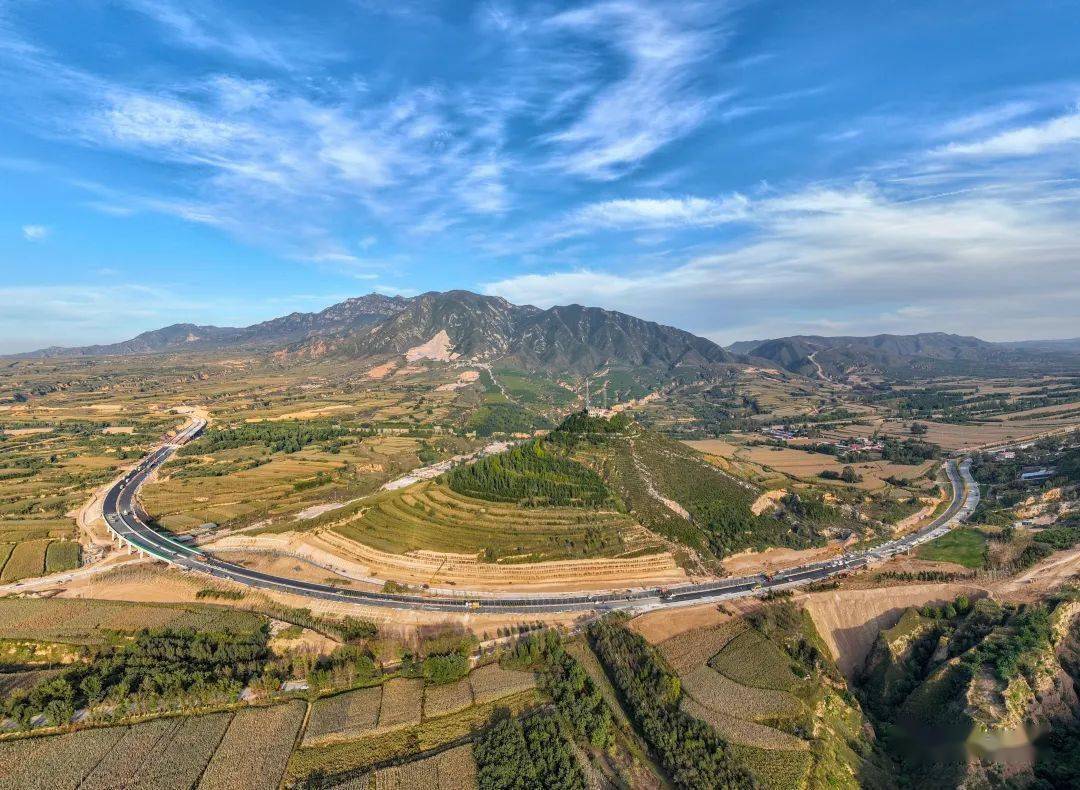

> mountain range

[
  {"left": 17, "top": 290, "right": 1078, "bottom": 379},
  {"left": 21, "top": 291, "right": 733, "bottom": 375},
  {"left": 729, "top": 332, "right": 1080, "bottom": 378}
]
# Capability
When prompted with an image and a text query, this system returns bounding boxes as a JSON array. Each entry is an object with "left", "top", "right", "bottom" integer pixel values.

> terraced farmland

[
  {"left": 423, "top": 676, "right": 474, "bottom": 718},
  {"left": 0, "top": 540, "right": 50, "bottom": 582},
  {"left": 374, "top": 744, "right": 477, "bottom": 790},
  {"left": 305, "top": 686, "right": 383, "bottom": 744},
  {"left": 650, "top": 605, "right": 888, "bottom": 790},
  {"left": 0, "top": 708, "right": 239, "bottom": 790},
  {"left": 377, "top": 678, "right": 424, "bottom": 729},
  {"left": 0, "top": 598, "right": 265, "bottom": 643},
  {"left": 325, "top": 479, "right": 662, "bottom": 561},
  {"left": 288, "top": 665, "right": 540, "bottom": 783},
  {"left": 197, "top": 701, "right": 306, "bottom": 790}
]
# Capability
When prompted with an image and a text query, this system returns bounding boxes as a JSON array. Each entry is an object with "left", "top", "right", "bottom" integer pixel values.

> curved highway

[{"left": 102, "top": 420, "right": 979, "bottom": 613}]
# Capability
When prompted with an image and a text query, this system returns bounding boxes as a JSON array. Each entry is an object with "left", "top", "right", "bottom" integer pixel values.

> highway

[{"left": 102, "top": 420, "right": 979, "bottom": 613}]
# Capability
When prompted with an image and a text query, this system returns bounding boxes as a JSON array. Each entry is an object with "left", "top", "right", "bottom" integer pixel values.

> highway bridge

[{"left": 102, "top": 419, "right": 980, "bottom": 613}]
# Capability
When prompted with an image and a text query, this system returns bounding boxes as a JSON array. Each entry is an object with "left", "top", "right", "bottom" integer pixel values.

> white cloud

[
  {"left": 567, "top": 195, "right": 750, "bottom": 230},
  {"left": 936, "top": 107, "right": 1080, "bottom": 158},
  {"left": 21, "top": 224, "right": 49, "bottom": 241},
  {"left": 936, "top": 101, "right": 1035, "bottom": 138},
  {"left": 539, "top": 1, "right": 727, "bottom": 179},
  {"left": 484, "top": 182, "right": 1080, "bottom": 342},
  {"left": 120, "top": 0, "right": 295, "bottom": 68}
]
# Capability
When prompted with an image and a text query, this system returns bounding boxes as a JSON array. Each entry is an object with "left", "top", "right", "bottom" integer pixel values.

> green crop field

[
  {"left": 915, "top": 527, "right": 987, "bottom": 568},
  {"left": 325, "top": 480, "right": 657, "bottom": 561}
]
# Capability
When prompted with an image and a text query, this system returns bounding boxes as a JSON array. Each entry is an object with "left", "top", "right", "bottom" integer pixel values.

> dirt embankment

[
  {"left": 801, "top": 583, "right": 986, "bottom": 679},
  {"left": 54, "top": 564, "right": 585, "bottom": 635},
  {"left": 209, "top": 530, "right": 687, "bottom": 593},
  {"left": 722, "top": 541, "right": 849, "bottom": 576}
]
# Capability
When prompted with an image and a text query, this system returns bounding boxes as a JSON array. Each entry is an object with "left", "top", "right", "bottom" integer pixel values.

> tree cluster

[
  {"left": 507, "top": 630, "right": 611, "bottom": 748},
  {"left": 183, "top": 420, "right": 348, "bottom": 455},
  {"left": 474, "top": 711, "right": 586, "bottom": 790},
  {"left": 3, "top": 626, "right": 271, "bottom": 728},
  {"left": 446, "top": 439, "right": 613, "bottom": 507}
]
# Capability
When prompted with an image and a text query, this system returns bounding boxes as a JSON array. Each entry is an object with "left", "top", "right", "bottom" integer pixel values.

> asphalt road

[{"left": 102, "top": 422, "right": 979, "bottom": 613}]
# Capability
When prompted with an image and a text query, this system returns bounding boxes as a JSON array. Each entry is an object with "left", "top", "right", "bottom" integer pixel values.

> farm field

[
  {"left": 316, "top": 479, "right": 661, "bottom": 562},
  {"left": 141, "top": 433, "right": 477, "bottom": 534},
  {"left": 287, "top": 685, "right": 541, "bottom": 782},
  {"left": 373, "top": 744, "right": 477, "bottom": 790},
  {"left": 655, "top": 616, "right": 814, "bottom": 757},
  {"left": 0, "top": 397, "right": 175, "bottom": 554},
  {"left": 687, "top": 438, "right": 937, "bottom": 492},
  {"left": 647, "top": 603, "right": 889, "bottom": 790},
  {"left": 198, "top": 701, "right": 307, "bottom": 790},
  {"left": 305, "top": 686, "right": 383, "bottom": 744},
  {"left": 915, "top": 526, "right": 987, "bottom": 568},
  {"left": 0, "top": 597, "right": 265, "bottom": 644},
  {"left": 818, "top": 413, "right": 1078, "bottom": 452},
  {"left": 0, "top": 705, "right": 301, "bottom": 790}
]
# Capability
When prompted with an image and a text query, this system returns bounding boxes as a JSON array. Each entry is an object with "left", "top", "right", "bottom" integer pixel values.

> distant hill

[
  {"left": 998, "top": 337, "right": 1080, "bottom": 353},
  {"left": 287, "top": 290, "right": 735, "bottom": 374},
  {"left": 22, "top": 294, "right": 407, "bottom": 358},
  {"left": 728, "top": 332, "right": 1079, "bottom": 378}
]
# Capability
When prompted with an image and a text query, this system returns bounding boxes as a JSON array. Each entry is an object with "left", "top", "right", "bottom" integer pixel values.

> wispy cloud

[
  {"left": 119, "top": 0, "right": 307, "bottom": 68},
  {"left": 567, "top": 195, "right": 751, "bottom": 230},
  {"left": 935, "top": 105, "right": 1080, "bottom": 158},
  {"left": 538, "top": 1, "right": 728, "bottom": 180},
  {"left": 484, "top": 181, "right": 1080, "bottom": 342},
  {"left": 21, "top": 224, "right": 50, "bottom": 241}
]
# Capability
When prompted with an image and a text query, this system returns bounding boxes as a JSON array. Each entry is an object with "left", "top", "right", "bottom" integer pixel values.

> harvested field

[
  {"left": 431, "top": 744, "right": 477, "bottom": 788},
  {"left": 709, "top": 629, "right": 798, "bottom": 692},
  {"left": 686, "top": 439, "right": 936, "bottom": 491},
  {"left": 0, "top": 539, "right": 49, "bottom": 582},
  {"left": 80, "top": 717, "right": 181, "bottom": 790},
  {"left": 287, "top": 689, "right": 541, "bottom": 780},
  {"left": 467, "top": 664, "right": 537, "bottom": 705},
  {"left": 305, "top": 687, "right": 383, "bottom": 744},
  {"left": 801, "top": 583, "right": 985, "bottom": 678},
  {"left": 198, "top": 701, "right": 306, "bottom": 790},
  {"left": 682, "top": 665, "right": 801, "bottom": 721},
  {"left": 656, "top": 620, "right": 747, "bottom": 674},
  {"left": 423, "top": 677, "right": 474, "bottom": 719},
  {"left": 375, "top": 744, "right": 476, "bottom": 790},
  {"left": 0, "top": 710, "right": 243, "bottom": 790},
  {"left": 682, "top": 696, "right": 807, "bottom": 751},
  {"left": 0, "top": 725, "right": 125, "bottom": 790},
  {"left": 0, "top": 598, "right": 264, "bottom": 643},
  {"left": 130, "top": 712, "right": 234, "bottom": 789},
  {"left": 630, "top": 602, "right": 734, "bottom": 643},
  {"left": 378, "top": 678, "right": 424, "bottom": 729},
  {"left": 818, "top": 415, "right": 1079, "bottom": 452}
]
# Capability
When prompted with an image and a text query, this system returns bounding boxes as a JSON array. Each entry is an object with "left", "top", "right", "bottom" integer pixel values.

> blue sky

[{"left": 1, "top": 0, "right": 1078, "bottom": 353}]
